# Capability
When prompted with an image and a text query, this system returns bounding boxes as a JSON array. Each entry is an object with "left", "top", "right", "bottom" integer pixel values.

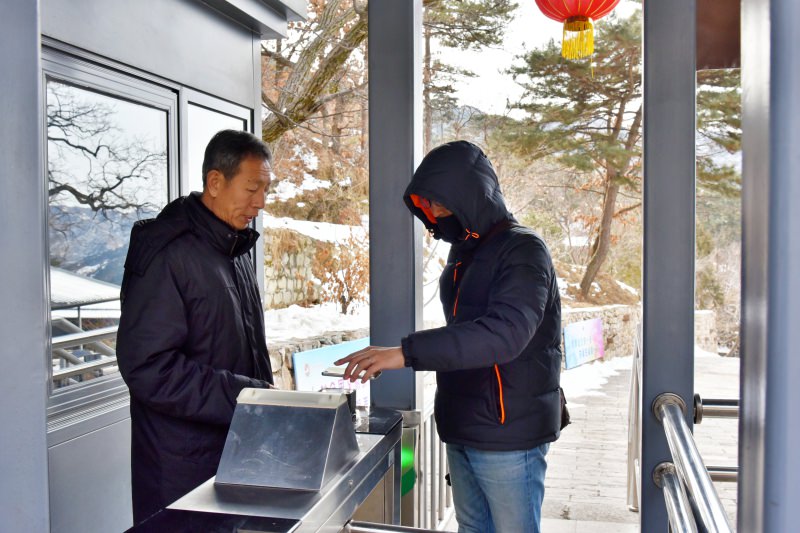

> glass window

[
  {"left": 186, "top": 103, "right": 246, "bottom": 193},
  {"left": 46, "top": 78, "right": 170, "bottom": 391}
]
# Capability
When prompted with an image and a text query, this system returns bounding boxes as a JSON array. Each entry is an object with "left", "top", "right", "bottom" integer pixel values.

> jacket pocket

[{"left": 492, "top": 364, "right": 506, "bottom": 425}]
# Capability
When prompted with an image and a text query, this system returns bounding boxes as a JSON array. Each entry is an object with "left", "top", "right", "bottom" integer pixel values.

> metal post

[
  {"left": 367, "top": 0, "right": 424, "bottom": 411},
  {"left": 429, "top": 417, "right": 437, "bottom": 527},
  {"left": 0, "top": 1, "right": 51, "bottom": 530},
  {"left": 642, "top": 0, "right": 697, "bottom": 530},
  {"left": 740, "top": 0, "right": 800, "bottom": 532}
]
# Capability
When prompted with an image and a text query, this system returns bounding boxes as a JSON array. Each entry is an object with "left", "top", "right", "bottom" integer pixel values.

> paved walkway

[{"left": 445, "top": 350, "right": 740, "bottom": 532}]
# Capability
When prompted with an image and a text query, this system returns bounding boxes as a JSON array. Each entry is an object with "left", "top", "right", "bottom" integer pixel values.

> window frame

[
  {"left": 178, "top": 88, "right": 262, "bottom": 290},
  {"left": 179, "top": 87, "right": 252, "bottom": 195},
  {"left": 42, "top": 47, "right": 179, "bottom": 439}
]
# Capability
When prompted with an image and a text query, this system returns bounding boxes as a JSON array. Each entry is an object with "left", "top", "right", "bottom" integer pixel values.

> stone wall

[
  {"left": 263, "top": 228, "right": 319, "bottom": 309},
  {"left": 269, "top": 328, "right": 370, "bottom": 390},
  {"left": 267, "top": 306, "right": 718, "bottom": 388},
  {"left": 694, "top": 309, "right": 718, "bottom": 353}
]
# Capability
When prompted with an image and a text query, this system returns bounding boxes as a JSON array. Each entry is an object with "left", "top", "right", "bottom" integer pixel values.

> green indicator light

[
  {"left": 401, "top": 445, "right": 415, "bottom": 471},
  {"left": 400, "top": 444, "right": 416, "bottom": 495},
  {"left": 401, "top": 463, "right": 417, "bottom": 495}
]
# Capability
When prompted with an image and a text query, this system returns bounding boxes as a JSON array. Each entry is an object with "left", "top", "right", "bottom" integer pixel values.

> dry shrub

[
  {"left": 267, "top": 228, "right": 304, "bottom": 262},
  {"left": 312, "top": 234, "right": 369, "bottom": 314}
]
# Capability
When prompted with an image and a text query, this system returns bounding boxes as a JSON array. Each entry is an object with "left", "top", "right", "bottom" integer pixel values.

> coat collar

[{"left": 180, "top": 192, "right": 259, "bottom": 258}]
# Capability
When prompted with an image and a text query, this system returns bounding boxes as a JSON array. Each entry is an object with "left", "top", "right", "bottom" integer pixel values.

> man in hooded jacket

[
  {"left": 117, "top": 130, "right": 274, "bottom": 524},
  {"left": 336, "top": 141, "right": 562, "bottom": 533}
]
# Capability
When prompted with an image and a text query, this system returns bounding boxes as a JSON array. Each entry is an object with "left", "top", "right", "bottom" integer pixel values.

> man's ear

[{"left": 206, "top": 170, "right": 224, "bottom": 198}]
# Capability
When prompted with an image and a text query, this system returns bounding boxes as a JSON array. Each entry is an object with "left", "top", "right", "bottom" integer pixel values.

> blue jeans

[{"left": 446, "top": 443, "right": 550, "bottom": 533}]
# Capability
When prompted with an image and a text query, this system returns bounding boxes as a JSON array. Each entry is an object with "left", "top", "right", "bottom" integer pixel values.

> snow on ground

[
  {"left": 263, "top": 214, "right": 367, "bottom": 243},
  {"left": 268, "top": 174, "right": 330, "bottom": 202},
  {"left": 560, "top": 355, "right": 632, "bottom": 407},
  {"left": 694, "top": 345, "right": 720, "bottom": 359},
  {"left": 265, "top": 302, "right": 370, "bottom": 343},
  {"left": 616, "top": 280, "right": 640, "bottom": 296},
  {"left": 557, "top": 277, "right": 578, "bottom": 301}
]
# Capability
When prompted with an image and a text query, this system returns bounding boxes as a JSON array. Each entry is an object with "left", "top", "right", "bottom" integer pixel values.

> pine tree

[
  {"left": 505, "top": 13, "right": 643, "bottom": 299},
  {"left": 423, "top": 0, "right": 517, "bottom": 152}
]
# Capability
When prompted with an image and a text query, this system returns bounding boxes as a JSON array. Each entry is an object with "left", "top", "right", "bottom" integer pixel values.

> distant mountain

[{"left": 49, "top": 205, "right": 158, "bottom": 285}]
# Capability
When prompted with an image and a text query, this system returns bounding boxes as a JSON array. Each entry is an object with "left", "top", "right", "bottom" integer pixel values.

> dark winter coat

[
  {"left": 117, "top": 192, "right": 273, "bottom": 524},
  {"left": 401, "top": 141, "right": 562, "bottom": 451}
]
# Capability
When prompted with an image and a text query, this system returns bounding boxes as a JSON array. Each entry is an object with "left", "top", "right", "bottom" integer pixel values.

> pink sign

[{"left": 564, "top": 318, "right": 605, "bottom": 369}]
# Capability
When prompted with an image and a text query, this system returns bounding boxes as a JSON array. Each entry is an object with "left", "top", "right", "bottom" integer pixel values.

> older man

[{"left": 117, "top": 129, "right": 274, "bottom": 524}]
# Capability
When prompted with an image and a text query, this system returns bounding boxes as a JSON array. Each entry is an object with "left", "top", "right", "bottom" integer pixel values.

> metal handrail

[
  {"left": 52, "top": 325, "right": 118, "bottom": 350},
  {"left": 626, "top": 325, "right": 643, "bottom": 512},
  {"left": 52, "top": 356, "right": 117, "bottom": 380},
  {"left": 654, "top": 463, "right": 698, "bottom": 533},
  {"left": 654, "top": 394, "right": 733, "bottom": 533}
]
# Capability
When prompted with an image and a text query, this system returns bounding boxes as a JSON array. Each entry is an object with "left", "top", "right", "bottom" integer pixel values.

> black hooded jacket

[
  {"left": 402, "top": 141, "right": 562, "bottom": 451},
  {"left": 117, "top": 192, "right": 273, "bottom": 523}
]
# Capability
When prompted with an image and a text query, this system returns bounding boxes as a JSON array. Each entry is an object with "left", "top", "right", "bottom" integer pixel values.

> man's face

[
  {"left": 428, "top": 199, "right": 453, "bottom": 219},
  {"left": 417, "top": 196, "right": 453, "bottom": 219},
  {"left": 205, "top": 156, "right": 272, "bottom": 230}
]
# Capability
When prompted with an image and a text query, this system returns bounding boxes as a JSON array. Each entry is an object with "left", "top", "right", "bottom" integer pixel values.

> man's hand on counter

[{"left": 334, "top": 345, "right": 405, "bottom": 383}]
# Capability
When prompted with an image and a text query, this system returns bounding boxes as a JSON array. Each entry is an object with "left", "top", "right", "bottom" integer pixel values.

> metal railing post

[
  {"left": 693, "top": 394, "right": 739, "bottom": 423},
  {"left": 653, "top": 462, "right": 698, "bottom": 533},
  {"left": 654, "top": 394, "right": 732, "bottom": 533}
]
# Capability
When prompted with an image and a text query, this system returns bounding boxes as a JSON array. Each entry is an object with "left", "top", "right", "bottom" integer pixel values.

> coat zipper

[{"left": 494, "top": 364, "right": 506, "bottom": 424}]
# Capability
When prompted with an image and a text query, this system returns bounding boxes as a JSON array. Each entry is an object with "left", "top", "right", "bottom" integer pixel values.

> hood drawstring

[{"left": 463, "top": 228, "right": 480, "bottom": 240}]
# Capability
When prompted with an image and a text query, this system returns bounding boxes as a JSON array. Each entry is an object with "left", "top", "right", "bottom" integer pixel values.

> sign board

[
  {"left": 564, "top": 318, "right": 605, "bottom": 369},
  {"left": 292, "top": 337, "right": 371, "bottom": 406}
]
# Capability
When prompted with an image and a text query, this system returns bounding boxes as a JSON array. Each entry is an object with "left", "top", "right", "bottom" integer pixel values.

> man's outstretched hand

[{"left": 334, "top": 345, "right": 405, "bottom": 383}]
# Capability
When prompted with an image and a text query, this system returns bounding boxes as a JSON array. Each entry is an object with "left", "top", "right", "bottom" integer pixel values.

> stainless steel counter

[{"left": 127, "top": 407, "right": 402, "bottom": 533}]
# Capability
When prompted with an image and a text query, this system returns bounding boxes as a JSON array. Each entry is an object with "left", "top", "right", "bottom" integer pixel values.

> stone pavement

[{"left": 444, "top": 350, "right": 740, "bottom": 532}]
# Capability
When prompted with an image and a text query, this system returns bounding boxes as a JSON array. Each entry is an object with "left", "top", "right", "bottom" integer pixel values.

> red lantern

[{"left": 534, "top": 0, "right": 621, "bottom": 59}]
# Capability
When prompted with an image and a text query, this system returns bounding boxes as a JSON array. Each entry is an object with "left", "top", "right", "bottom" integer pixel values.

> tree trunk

[
  {"left": 578, "top": 103, "right": 643, "bottom": 299},
  {"left": 319, "top": 105, "right": 333, "bottom": 180},
  {"left": 579, "top": 177, "right": 620, "bottom": 298},
  {"left": 359, "top": 87, "right": 368, "bottom": 167},
  {"left": 262, "top": 5, "right": 367, "bottom": 144},
  {"left": 423, "top": 23, "right": 433, "bottom": 154},
  {"left": 332, "top": 96, "right": 343, "bottom": 156}
]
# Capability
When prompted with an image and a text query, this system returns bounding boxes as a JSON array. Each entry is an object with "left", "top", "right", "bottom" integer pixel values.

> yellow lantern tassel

[{"left": 562, "top": 16, "right": 594, "bottom": 60}]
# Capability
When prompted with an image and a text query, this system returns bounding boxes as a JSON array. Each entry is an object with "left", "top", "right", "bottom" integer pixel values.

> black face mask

[{"left": 436, "top": 215, "right": 464, "bottom": 244}]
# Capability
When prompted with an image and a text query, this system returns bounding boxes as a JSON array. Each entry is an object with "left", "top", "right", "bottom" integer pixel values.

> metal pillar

[
  {"left": 367, "top": 0, "right": 424, "bottom": 410},
  {"left": 740, "top": 0, "right": 800, "bottom": 531},
  {"left": 0, "top": 1, "right": 51, "bottom": 530},
  {"left": 641, "top": 0, "right": 696, "bottom": 531}
]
